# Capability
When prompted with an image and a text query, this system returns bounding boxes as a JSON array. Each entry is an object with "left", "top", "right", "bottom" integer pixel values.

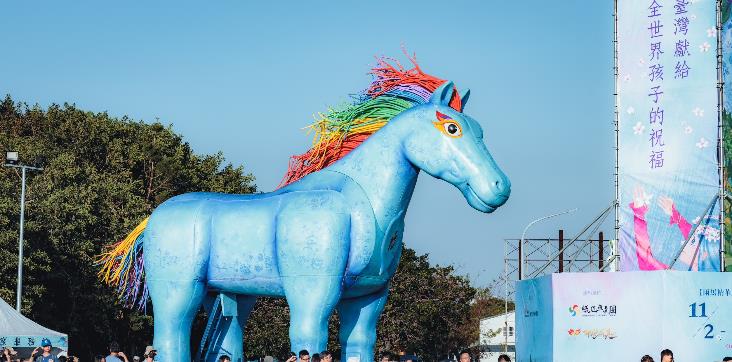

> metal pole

[
  {"left": 517, "top": 241, "right": 522, "bottom": 281},
  {"left": 599, "top": 232, "right": 605, "bottom": 271},
  {"left": 504, "top": 239, "right": 508, "bottom": 353},
  {"left": 558, "top": 230, "right": 564, "bottom": 273},
  {"left": 3, "top": 161, "right": 42, "bottom": 312},
  {"left": 16, "top": 167, "right": 26, "bottom": 312},
  {"left": 600, "top": 254, "right": 618, "bottom": 272},
  {"left": 668, "top": 194, "right": 719, "bottom": 269},
  {"left": 613, "top": 0, "right": 621, "bottom": 272}
]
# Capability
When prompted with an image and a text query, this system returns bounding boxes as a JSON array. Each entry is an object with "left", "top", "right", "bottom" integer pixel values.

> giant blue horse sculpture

[{"left": 99, "top": 61, "right": 510, "bottom": 362}]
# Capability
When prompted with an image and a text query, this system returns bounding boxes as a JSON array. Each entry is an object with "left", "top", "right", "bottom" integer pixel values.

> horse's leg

[
  {"left": 146, "top": 203, "right": 212, "bottom": 362},
  {"left": 337, "top": 287, "right": 389, "bottom": 362},
  {"left": 149, "top": 279, "right": 207, "bottom": 362},
  {"left": 284, "top": 275, "right": 343, "bottom": 354},
  {"left": 276, "top": 204, "right": 350, "bottom": 355},
  {"left": 206, "top": 296, "right": 257, "bottom": 362}
]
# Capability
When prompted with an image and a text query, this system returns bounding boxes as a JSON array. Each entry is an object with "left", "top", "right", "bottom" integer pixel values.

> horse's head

[{"left": 400, "top": 81, "right": 511, "bottom": 213}]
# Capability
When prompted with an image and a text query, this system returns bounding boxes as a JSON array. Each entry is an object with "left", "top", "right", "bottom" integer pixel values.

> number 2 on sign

[
  {"left": 690, "top": 302, "right": 708, "bottom": 318},
  {"left": 705, "top": 324, "right": 714, "bottom": 339}
]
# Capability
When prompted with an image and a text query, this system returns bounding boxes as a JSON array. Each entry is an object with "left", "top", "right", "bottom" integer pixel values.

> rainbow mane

[{"left": 279, "top": 53, "right": 462, "bottom": 187}]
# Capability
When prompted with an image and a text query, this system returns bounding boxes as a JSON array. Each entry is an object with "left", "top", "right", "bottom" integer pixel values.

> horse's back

[
  {"left": 143, "top": 192, "right": 275, "bottom": 279},
  {"left": 206, "top": 193, "right": 282, "bottom": 295}
]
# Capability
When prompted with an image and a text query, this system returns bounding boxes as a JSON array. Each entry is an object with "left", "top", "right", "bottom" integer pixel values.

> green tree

[{"left": 0, "top": 95, "right": 256, "bottom": 359}]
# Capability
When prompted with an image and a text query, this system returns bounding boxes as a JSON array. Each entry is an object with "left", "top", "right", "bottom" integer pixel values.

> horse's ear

[
  {"left": 459, "top": 88, "right": 470, "bottom": 112},
  {"left": 430, "top": 81, "right": 455, "bottom": 106}
]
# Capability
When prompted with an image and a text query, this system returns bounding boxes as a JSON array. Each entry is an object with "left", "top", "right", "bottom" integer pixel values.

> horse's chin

[{"left": 464, "top": 185, "right": 499, "bottom": 213}]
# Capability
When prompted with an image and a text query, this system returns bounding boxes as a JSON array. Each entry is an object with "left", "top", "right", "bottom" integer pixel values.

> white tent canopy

[{"left": 0, "top": 297, "right": 67, "bottom": 350}]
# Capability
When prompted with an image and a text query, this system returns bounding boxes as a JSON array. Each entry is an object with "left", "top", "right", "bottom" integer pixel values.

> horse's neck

[{"left": 327, "top": 129, "right": 418, "bottom": 229}]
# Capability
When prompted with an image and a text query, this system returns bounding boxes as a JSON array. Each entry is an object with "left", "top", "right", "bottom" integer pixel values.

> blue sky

[{"left": 0, "top": 1, "right": 615, "bottom": 288}]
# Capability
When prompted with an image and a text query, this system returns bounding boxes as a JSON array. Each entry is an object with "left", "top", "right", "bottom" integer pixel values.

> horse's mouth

[{"left": 466, "top": 184, "right": 497, "bottom": 213}]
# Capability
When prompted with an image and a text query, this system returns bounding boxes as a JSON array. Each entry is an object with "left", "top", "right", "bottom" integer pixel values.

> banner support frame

[
  {"left": 716, "top": 0, "right": 726, "bottom": 272},
  {"left": 613, "top": 0, "right": 620, "bottom": 272}
]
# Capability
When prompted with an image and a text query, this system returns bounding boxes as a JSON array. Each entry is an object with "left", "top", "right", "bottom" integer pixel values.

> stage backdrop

[
  {"left": 618, "top": 0, "right": 722, "bottom": 271},
  {"left": 516, "top": 271, "right": 732, "bottom": 362}
]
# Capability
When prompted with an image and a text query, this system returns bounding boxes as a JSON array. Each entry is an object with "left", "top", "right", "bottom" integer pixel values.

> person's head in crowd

[
  {"left": 379, "top": 352, "right": 392, "bottom": 362},
  {"left": 320, "top": 351, "right": 333, "bottom": 362},
  {"left": 660, "top": 349, "right": 673, "bottom": 362},
  {"left": 3, "top": 347, "right": 17, "bottom": 359},
  {"left": 41, "top": 338, "right": 53, "bottom": 355},
  {"left": 144, "top": 345, "right": 157, "bottom": 361},
  {"left": 459, "top": 350, "right": 471, "bottom": 362},
  {"left": 299, "top": 350, "right": 310, "bottom": 362},
  {"left": 133, "top": 356, "right": 141, "bottom": 362},
  {"left": 311, "top": 353, "right": 321, "bottom": 362},
  {"left": 109, "top": 341, "right": 120, "bottom": 355},
  {"left": 58, "top": 357, "right": 67, "bottom": 362},
  {"left": 285, "top": 352, "right": 297, "bottom": 362},
  {"left": 641, "top": 355, "right": 654, "bottom": 362},
  {"left": 218, "top": 355, "right": 231, "bottom": 362},
  {"left": 723, "top": 358, "right": 732, "bottom": 362},
  {"left": 94, "top": 356, "right": 106, "bottom": 362},
  {"left": 497, "top": 354, "right": 511, "bottom": 362}
]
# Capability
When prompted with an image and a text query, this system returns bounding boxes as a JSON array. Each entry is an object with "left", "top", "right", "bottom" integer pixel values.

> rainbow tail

[{"left": 97, "top": 217, "right": 149, "bottom": 310}]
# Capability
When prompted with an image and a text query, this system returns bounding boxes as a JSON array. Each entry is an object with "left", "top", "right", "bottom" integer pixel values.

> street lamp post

[
  {"left": 4, "top": 151, "right": 43, "bottom": 312},
  {"left": 519, "top": 208, "right": 577, "bottom": 280}
]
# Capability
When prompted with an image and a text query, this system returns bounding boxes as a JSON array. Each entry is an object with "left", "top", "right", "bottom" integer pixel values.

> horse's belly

[{"left": 206, "top": 200, "right": 281, "bottom": 293}]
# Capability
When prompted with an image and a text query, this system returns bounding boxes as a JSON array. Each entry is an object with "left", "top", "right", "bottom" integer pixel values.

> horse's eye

[
  {"left": 443, "top": 122, "right": 462, "bottom": 137},
  {"left": 433, "top": 116, "right": 463, "bottom": 138}
]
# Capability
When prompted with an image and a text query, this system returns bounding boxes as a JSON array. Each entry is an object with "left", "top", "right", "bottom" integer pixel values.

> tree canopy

[{"left": 0, "top": 95, "right": 256, "bottom": 358}]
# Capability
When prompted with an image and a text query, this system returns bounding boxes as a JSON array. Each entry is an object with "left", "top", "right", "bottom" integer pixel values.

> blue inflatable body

[{"left": 102, "top": 79, "right": 510, "bottom": 361}]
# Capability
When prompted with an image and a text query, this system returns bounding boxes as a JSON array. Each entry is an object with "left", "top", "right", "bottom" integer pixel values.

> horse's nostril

[{"left": 493, "top": 179, "right": 510, "bottom": 196}]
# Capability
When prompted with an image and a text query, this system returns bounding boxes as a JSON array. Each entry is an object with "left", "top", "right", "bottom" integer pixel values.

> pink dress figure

[{"left": 630, "top": 187, "right": 699, "bottom": 271}]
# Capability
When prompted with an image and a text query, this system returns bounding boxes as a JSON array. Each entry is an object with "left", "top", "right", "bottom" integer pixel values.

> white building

[{"left": 478, "top": 311, "right": 515, "bottom": 362}]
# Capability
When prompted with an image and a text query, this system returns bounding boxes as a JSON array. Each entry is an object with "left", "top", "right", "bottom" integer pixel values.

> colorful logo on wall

[
  {"left": 569, "top": 304, "right": 579, "bottom": 317},
  {"left": 567, "top": 328, "right": 617, "bottom": 340},
  {"left": 580, "top": 304, "right": 617, "bottom": 317}
]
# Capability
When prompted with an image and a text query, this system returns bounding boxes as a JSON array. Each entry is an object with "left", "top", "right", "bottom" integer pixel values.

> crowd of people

[
  {"left": 12, "top": 344, "right": 731, "bottom": 362},
  {"left": 0, "top": 345, "right": 504, "bottom": 362},
  {"left": 1, "top": 341, "right": 155, "bottom": 362},
  {"left": 0, "top": 345, "right": 509, "bottom": 362}
]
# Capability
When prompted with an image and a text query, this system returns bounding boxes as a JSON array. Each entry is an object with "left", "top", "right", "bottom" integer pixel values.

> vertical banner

[{"left": 618, "top": 0, "right": 721, "bottom": 271}]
